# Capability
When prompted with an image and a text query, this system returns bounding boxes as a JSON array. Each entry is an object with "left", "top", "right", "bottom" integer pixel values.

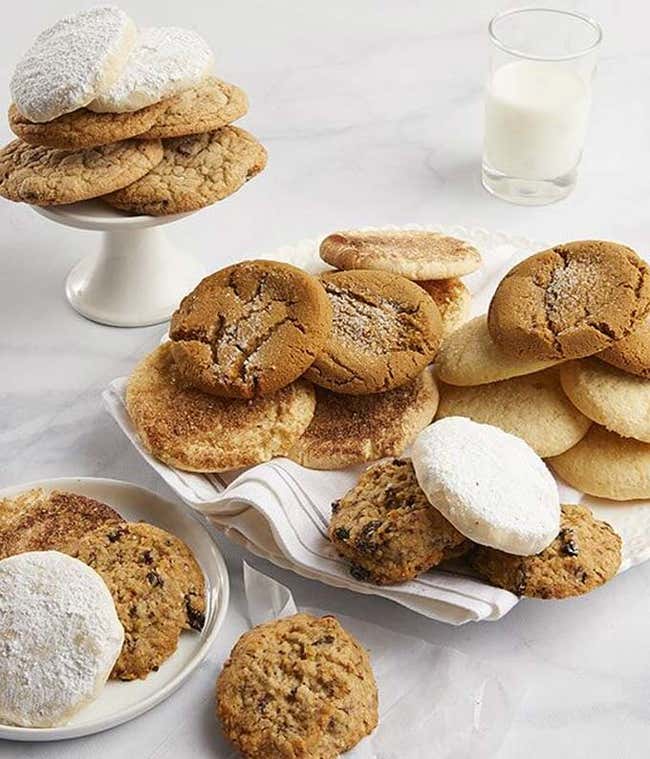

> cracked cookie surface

[
  {"left": 598, "top": 314, "right": 650, "bottom": 378},
  {"left": 488, "top": 240, "right": 650, "bottom": 361},
  {"left": 103, "top": 126, "right": 266, "bottom": 215},
  {"left": 216, "top": 613, "right": 378, "bottom": 759},
  {"left": 469, "top": 505, "right": 621, "bottom": 599},
  {"left": 170, "top": 260, "right": 332, "bottom": 398},
  {"left": 0, "top": 137, "right": 162, "bottom": 205},
  {"left": 329, "top": 458, "right": 469, "bottom": 585},
  {"left": 126, "top": 343, "right": 316, "bottom": 472},
  {"left": 305, "top": 269, "right": 442, "bottom": 394}
]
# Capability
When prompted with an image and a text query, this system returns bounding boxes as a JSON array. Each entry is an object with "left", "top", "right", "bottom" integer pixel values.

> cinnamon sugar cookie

[
  {"left": 417, "top": 277, "right": 471, "bottom": 336},
  {"left": 598, "top": 315, "right": 650, "bottom": 378},
  {"left": 305, "top": 269, "right": 442, "bottom": 394}
]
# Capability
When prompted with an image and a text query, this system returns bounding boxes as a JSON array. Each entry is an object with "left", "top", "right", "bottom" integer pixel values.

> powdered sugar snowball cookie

[
  {"left": 11, "top": 7, "right": 136, "bottom": 123},
  {"left": 412, "top": 417, "right": 560, "bottom": 555},
  {"left": 89, "top": 27, "right": 214, "bottom": 113},
  {"left": 0, "top": 551, "right": 123, "bottom": 727}
]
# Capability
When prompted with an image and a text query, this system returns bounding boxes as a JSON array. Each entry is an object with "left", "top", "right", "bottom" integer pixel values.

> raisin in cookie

[
  {"left": 469, "top": 505, "right": 621, "bottom": 599},
  {"left": 216, "top": 613, "right": 378, "bottom": 759},
  {"left": 329, "top": 458, "right": 469, "bottom": 585}
]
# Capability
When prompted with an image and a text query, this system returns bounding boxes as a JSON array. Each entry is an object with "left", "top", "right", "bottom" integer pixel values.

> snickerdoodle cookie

[
  {"left": 103, "top": 126, "right": 266, "bottom": 215},
  {"left": 305, "top": 269, "right": 442, "bottom": 394},
  {"left": 598, "top": 315, "right": 650, "bottom": 378},
  {"left": 217, "top": 613, "right": 378, "bottom": 758},
  {"left": 548, "top": 425, "right": 650, "bottom": 500},
  {"left": 329, "top": 458, "right": 469, "bottom": 585},
  {"left": 469, "top": 505, "right": 621, "bottom": 599},
  {"left": 435, "top": 315, "right": 560, "bottom": 386},
  {"left": 488, "top": 241, "right": 650, "bottom": 361},
  {"left": 416, "top": 277, "right": 471, "bottom": 336},
  {"left": 288, "top": 370, "right": 439, "bottom": 469},
  {"left": 320, "top": 229, "right": 481, "bottom": 280},
  {"left": 436, "top": 367, "right": 591, "bottom": 457},
  {"left": 0, "top": 138, "right": 162, "bottom": 205},
  {"left": 560, "top": 358, "right": 650, "bottom": 442},
  {"left": 170, "top": 260, "right": 331, "bottom": 399},
  {"left": 126, "top": 344, "right": 315, "bottom": 472}
]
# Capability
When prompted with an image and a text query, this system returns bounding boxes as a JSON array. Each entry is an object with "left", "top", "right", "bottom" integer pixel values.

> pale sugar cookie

[{"left": 417, "top": 277, "right": 471, "bottom": 336}]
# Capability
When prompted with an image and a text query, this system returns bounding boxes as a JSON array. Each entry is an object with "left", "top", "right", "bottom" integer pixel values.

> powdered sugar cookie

[
  {"left": 412, "top": 417, "right": 560, "bottom": 555},
  {"left": 11, "top": 7, "right": 136, "bottom": 122},
  {"left": 89, "top": 27, "right": 214, "bottom": 113},
  {"left": 0, "top": 551, "right": 123, "bottom": 727}
]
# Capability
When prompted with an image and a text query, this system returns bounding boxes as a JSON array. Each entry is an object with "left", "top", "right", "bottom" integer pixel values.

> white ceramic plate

[{"left": 0, "top": 477, "right": 229, "bottom": 742}]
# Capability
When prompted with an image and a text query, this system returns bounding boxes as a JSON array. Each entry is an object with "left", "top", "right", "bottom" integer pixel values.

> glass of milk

[{"left": 482, "top": 8, "right": 602, "bottom": 205}]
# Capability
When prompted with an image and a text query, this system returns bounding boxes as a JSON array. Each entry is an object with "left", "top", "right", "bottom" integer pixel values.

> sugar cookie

[
  {"left": 598, "top": 315, "right": 650, "bottom": 378},
  {"left": 417, "top": 277, "right": 471, "bottom": 336}
]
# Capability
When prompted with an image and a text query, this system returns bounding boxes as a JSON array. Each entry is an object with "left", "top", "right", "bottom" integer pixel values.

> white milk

[{"left": 484, "top": 60, "right": 591, "bottom": 180}]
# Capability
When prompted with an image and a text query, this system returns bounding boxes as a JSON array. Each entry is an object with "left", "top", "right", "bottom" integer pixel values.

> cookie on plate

[
  {"left": 170, "top": 260, "right": 332, "bottom": 399},
  {"left": 216, "top": 613, "right": 378, "bottom": 758},
  {"left": 126, "top": 344, "right": 315, "bottom": 472},
  {"left": 288, "top": 370, "right": 439, "bottom": 469},
  {"left": 320, "top": 229, "right": 481, "bottom": 280},
  {"left": 305, "top": 269, "right": 442, "bottom": 395},
  {"left": 416, "top": 277, "right": 471, "bottom": 336},
  {"left": 469, "top": 505, "right": 621, "bottom": 599},
  {"left": 598, "top": 315, "right": 650, "bottom": 378},
  {"left": 436, "top": 367, "right": 591, "bottom": 457},
  {"left": 547, "top": 425, "right": 650, "bottom": 500},
  {"left": 72, "top": 521, "right": 205, "bottom": 680},
  {"left": 0, "top": 138, "right": 162, "bottom": 206},
  {"left": 488, "top": 240, "right": 650, "bottom": 361},
  {"left": 329, "top": 458, "right": 469, "bottom": 585},
  {"left": 137, "top": 77, "right": 248, "bottom": 139},
  {"left": 435, "top": 315, "right": 561, "bottom": 386},
  {"left": 103, "top": 126, "right": 266, "bottom": 215}
]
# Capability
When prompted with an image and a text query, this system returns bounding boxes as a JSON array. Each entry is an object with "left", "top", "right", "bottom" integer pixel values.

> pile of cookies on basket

[{"left": 0, "top": 6, "right": 265, "bottom": 215}]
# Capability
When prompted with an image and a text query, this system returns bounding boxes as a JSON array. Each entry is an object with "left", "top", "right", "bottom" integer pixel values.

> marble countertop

[{"left": 1, "top": 1, "right": 648, "bottom": 757}]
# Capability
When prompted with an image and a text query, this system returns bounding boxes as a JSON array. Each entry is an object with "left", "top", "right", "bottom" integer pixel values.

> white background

[{"left": 1, "top": 1, "right": 649, "bottom": 757}]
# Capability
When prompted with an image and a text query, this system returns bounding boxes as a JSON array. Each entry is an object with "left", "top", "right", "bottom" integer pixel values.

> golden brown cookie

[
  {"left": 126, "top": 344, "right": 315, "bottom": 472},
  {"left": 598, "top": 315, "right": 650, "bottom": 378},
  {"left": 305, "top": 269, "right": 442, "bottom": 395},
  {"left": 103, "top": 126, "right": 266, "bottom": 215},
  {"left": 0, "top": 488, "right": 122, "bottom": 560},
  {"left": 469, "top": 505, "right": 621, "bottom": 599},
  {"left": 320, "top": 229, "right": 481, "bottom": 280},
  {"left": 416, "top": 277, "right": 471, "bottom": 336},
  {"left": 0, "top": 138, "right": 163, "bottom": 206},
  {"left": 547, "top": 425, "right": 650, "bottom": 500},
  {"left": 136, "top": 77, "right": 248, "bottom": 139},
  {"left": 288, "top": 371, "right": 439, "bottom": 469},
  {"left": 170, "top": 260, "right": 332, "bottom": 399},
  {"left": 329, "top": 458, "right": 469, "bottom": 585},
  {"left": 8, "top": 100, "right": 168, "bottom": 149},
  {"left": 216, "top": 613, "right": 378, "bottom": 759},
  {"left": 71, "top": 521, "right": 205, "bottom": 680},
  {"left": 488, "top": 241, "right": 650, "bottom": 361}
]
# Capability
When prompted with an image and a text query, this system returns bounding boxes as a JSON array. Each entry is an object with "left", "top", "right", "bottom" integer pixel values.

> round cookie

[
  {"left": 488, "top": 240, "right": 650, "bottom": 361},
  {"left": 469, "top": 505, "right": 621, "bottom": 599},
  {"left": 436, "top": 367, "right": 591, "bottom": 457},
  {"left": 305, "top": 269, "right": 443, "bottom": 395},
  {"left": 435, "top": 315, "right": 560, "bottom": 386},
  {"left": 412, "top": 417, "right": 560, "bottom": 555},
  {"left": 598, "top": 315, "right": 650, "bottom": 378},
  {"left": 288, "top": 370, "right": 439, "bottom": 469},
  {"left": 103, "top": 126, "right": 266, "bottom": 215},
  {"left": 9, "top": 100, "right": 168, "bottom": 150},
  {"left": 320, "top": 229, "right": 482, "bottom": 280},
  {"left": 560, "top": 358, "right": 650, "bottom": 442},
  {"left": 416, "top": 277, "right": 471, "bottom": 336},
  {"left": 72, "top": 521, "right": 205, "bottom": 681},
  {"left": 548, "top": 425, "right": 650, "bottom": 500},
  {"left": 137, "top": 77, "right": 248, "bottom": 140},
  {"left": 329, "top": 458, "right": 469, "bottom": 584},
  {"left": 170, "top": 260, "right": 332, "bottom": 399},
  {"left": 126, "top": 344, "right": 315, "bottom": 472},
  {"left": 0, "top": 138, "right": 163, "bottom": 206},
  {"left": 216, "top": 613, "right": 378, "bottom": 758},
  {"left": 0, "top": 551, "right": 123, "bottom": 727}
]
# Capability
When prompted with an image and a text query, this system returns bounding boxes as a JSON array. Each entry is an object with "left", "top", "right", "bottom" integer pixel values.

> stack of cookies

[
  {"left": 0, "top": 6, "right": 266, "bottom": 215},
  {"left": 435, "top": 240, "right": 650, "bottom": 502}
]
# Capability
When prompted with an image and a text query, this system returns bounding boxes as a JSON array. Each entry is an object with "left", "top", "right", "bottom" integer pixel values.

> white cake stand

[{"left": 34, "top": 200, "right": 206, "bottom": 327}]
